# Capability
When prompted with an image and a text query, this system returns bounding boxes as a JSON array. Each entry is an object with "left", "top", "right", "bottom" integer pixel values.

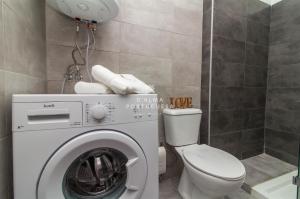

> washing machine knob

[{"left": 90, "top": 105, "right": 107, "bottom": 120}]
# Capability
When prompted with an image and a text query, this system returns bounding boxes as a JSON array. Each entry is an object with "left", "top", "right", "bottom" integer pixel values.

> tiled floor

[
  {"left": 159, "top": 177, "right": 251, "bottom": 199},
  {"left": 242, "top": 153, "right": 297, "bottom": 193},
  {"left": 159, "top": 177, "right": 182, "bottom": 199},
  {"left": 159, "top": 153, "right": 297, "bottom": 199}
]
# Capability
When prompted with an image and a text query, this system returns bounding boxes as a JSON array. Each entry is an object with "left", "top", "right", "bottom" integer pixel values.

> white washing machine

[{"left": 12, "top": 94, "right": 158, "bottom": 199}]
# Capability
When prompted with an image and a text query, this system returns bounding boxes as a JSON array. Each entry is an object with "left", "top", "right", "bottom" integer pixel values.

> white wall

[{"left": 259, "top": 0, "right": 283, "bottom": 5}]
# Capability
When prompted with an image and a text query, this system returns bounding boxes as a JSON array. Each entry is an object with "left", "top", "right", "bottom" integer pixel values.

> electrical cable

[
  {"left": 61, "top": 77, "right": 67, "bottom": 94},
  {"left": 90, "top": 29, "right": 96, "bottom": 57},
  {"left": 85, "top": 29, "right": 93, "bottom": 82}
]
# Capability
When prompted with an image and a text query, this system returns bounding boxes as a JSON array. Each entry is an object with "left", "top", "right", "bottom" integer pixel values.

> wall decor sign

[{"left": 170, "top": 97, "right": 192, "bottom": 109}]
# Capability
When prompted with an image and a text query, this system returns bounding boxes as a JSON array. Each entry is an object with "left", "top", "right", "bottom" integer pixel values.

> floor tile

[{"left": 242, "top": 153, "right": 297, "bottom": 192}]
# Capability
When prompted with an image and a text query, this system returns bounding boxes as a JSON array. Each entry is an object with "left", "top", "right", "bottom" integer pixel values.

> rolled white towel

[
  {"left": 74, "top": 81, "right": 113, "bottom": 94},
  {"left": 121, "top": 74, "right": 154, "bottom": 94},
  {"left": 92, "top": 65, "right": 133, "bottom": 95}
]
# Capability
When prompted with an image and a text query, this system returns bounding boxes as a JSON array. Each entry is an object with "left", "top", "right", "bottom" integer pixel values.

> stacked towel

[
  {"left": 121, "top": 74, "right": 154, "bottom": 94},
  {"left": 74, "top": 81, "right": 113, "bottom": 94},
  {"left": 91, "top": 65, "right": 155, "bottom": 95},
  {"left": 92, "top": 65, "right": 133, "bottom": 95}
]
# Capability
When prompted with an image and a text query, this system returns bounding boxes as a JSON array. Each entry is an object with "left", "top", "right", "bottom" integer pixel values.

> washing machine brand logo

[{"left": 44, "top": 104, "right": 55, "bottom": 108}]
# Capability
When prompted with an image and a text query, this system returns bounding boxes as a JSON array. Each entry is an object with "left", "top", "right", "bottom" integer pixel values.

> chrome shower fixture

[{"left": 61, "top": 21, "right": 96, "bottom": 94}]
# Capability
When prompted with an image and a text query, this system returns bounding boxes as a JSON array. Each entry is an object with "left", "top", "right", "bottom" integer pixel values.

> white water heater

[{"left": 46, "top": 0, "right": 119, "bottom": 23}]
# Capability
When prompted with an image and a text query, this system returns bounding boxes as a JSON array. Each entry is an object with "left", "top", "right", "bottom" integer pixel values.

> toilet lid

[{"left": 183, "top": 145, "right": 245, "bottom": 181}]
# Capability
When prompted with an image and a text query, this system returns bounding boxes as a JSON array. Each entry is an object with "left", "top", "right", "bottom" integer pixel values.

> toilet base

[{"left": 178, "top": 168, "right": 223, "bottom": 199}]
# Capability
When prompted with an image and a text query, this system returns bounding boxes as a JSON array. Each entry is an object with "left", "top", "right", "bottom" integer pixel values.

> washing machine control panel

[
  {"left": 89, "top": 104, "right": 109, "bottom": 120},
  {"left": 12, "top": 94, "right": 158, "bottom": 130},
  {"left": 84, "top": 95, "right": 158, "bottom": 126},
  {"left": 85, "top": 102, "right": 115, "bottom": 125}
]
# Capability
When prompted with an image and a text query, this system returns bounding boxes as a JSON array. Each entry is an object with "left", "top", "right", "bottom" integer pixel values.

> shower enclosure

[
  {"left": 201, "top": 0, "right": 300, "bottom": 198},
  {"left": 297, "top": 150, "right": 300, "bottom": 198}
]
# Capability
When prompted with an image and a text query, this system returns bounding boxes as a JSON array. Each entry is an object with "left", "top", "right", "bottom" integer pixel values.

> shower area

[{"left": 201, "top": 0, "right": 300, "bottom": 198}]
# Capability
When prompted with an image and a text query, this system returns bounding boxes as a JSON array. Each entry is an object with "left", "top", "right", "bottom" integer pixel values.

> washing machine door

[{"left": 37, "top": 130, "right": 148, "bottom": 199}]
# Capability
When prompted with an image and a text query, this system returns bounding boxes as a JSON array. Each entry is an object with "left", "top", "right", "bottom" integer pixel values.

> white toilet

[{"left": 163, "top": 108, "right": 246, "bottom": 199}]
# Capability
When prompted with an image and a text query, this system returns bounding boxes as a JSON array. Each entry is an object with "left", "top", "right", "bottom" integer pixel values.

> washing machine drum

[{"left": 37, "top": 130, "right": 148, "bottom": 199}]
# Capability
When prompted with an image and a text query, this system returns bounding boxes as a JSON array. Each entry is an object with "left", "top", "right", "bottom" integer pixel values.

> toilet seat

[{"left": 182, "top": 145, "right": 245, "bottom": 181}]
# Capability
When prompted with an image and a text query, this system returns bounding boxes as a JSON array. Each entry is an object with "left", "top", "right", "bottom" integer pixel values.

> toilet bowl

[
  {"left": 176, "top": 144, "right": 245, "bottom": 199},
  {"left": 163, "top": 108, "right": 246, "bottom": 199}
]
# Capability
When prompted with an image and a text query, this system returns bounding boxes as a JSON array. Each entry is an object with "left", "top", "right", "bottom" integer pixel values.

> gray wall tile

[
  {"left": 202, "top": 8, "right": 212, "bottom": 65},
  {"left": 246, "top": 43, "right": 268, "bottom": 66},
  {"left": 241, "top": 128, "right": 264, "bottom": 158},
  {"left": 265, "top": 147, "right": 298, "bottom": 166},
  {"left": 0, "top": 137, "right": 11, "bottom": 199},
  {"left": 268, "top": 63, "right": 300, "bottom": 88},
  {"left": 200, "top": 86, "right": 209, "bottom": 112},
  {"left": 3, "top": 5, "right": 29, "bottom": 75},
  {"left": 0, "top": 3, "right": 3, "bottom": 69},
  {"left": 120, "top": 0, "right": 203, "bottom": 37},
  {"left": 214, "top": 9, "right": 246, "bottom": 42},
  {"left": 244, "top": 65, "right": 267, "bottom": 87},
  {"left": 120, "top": 0, "right": 174, "bottom": 33},
  {"left": 46, "top": 5, "right": 81, "bottom": 46},
  {"left": 172, "top": 61, "right": 201, "bottom": 87},
  {"left": 121, "top": 23, "right": 172, "bottom": 59},
  {"left": 269, "top": 40, "right": 300, "bottom": 66},
  {"left": 266, "top": 88, "right": 300, "bottom": 111},
  {"left": 247, "top": 0, "right": 270, "bottom": 25},
  {"left": 265, "top": 0, "right": 300, "bottom": 163},
  {"left": 270, "top": 0, "right": 300, "bottom": 27},
  {"left": 242, "top": 146, "right": 264, "bottom": 159},
  {"left": 243, "top": 87, "right": 266, "bottom": 109},
  {"left": 244, "top": 108, "right": 265, "bottom": 129},
  {"left": 265, "top": 128, "right": 299, "bottom": 165},
  {"left": 0, "top": 71, "right": 5, "bottom": 139},
  {"left": 212, "top": 60, "right": 244, "bottom": 87},
  {"left": 3, "top": 4, "right": 46, "bottom": 79},
  {"left": 0, "top": 2, "right": 46, "bottom": 198},
  {"left": 270, "top": 15, "right": 300, "bottom": 45},
  {"left": 93, "top": 21, "right": 121, "bottom": 52},
  {"left": 4, "top": 0, "right": 45, "bottom": 31},
  {"left": 247, "top": 20, "right": 270, "bottom": 45},
  {"left": 202, "top": 34, "right": 211, "bottom": 63},
  {"left": 47, "top": 80, "right": 70, "bottom": 94},
  {"left": 200, "top": 112, "right": 209, "bottom": 144},
  {"left": 214, "top": 0, "right": 247, "bottom": 17},
  {"left": 266, "top": 108, "right": 300, "bottom": 135},
  {"left": 211, "top": 87, "right": 244, "bottom": 110},
  {"left": 213, "top": 36, "right": 245, "bottom": 63},
  {"left": 47, "top": 44, "right": 119, "bottom": 81},
  {"left": 200, "top": 6, "right": 212, "bottom": 145},
  {"left": 204, "top": 0, "right": 270, "bottom": 158},
  {"left": 211, "top": 132, "right": 242, "bottom": 158},
  {"left": 201, "top": 62, "right": 210, "bottom": 87},
  {"left": 119, "top": 53, "right": 172, "bottom": 87},
  {"left": 203, "top": 0, "right": 212, "bottom": 11},
  {"left": 211, "top": 110, "right": 244, "bottom": 135},
  {"left": 202, "top": 10, "right": 212, "bottom": 38},
  {"left": 171, "top": 34, "right": 202, "bottom": 63},
  {"left": 173, "top": 5, "right": 203, "bottom": 38}
]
